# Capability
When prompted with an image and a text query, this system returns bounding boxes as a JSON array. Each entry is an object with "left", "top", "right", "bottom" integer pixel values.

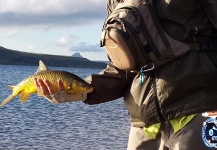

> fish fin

[
  {"left": 0, "top": 94, "right": 15, "bottom": 107},
  {"left": 20, "top": 91, "right": 31, "bottom": 103},
  {"left": 34, "top": 60, "right": 49, "bottom": 74},
  {"left": 65, "top": 89, "right": 76, "bottom": 94},
  {"left": 6, "top": 85, "right": 15, "bottom": 90}
]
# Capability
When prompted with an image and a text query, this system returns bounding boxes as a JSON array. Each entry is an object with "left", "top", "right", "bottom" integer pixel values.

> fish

[{"left": 0, "top": 60, "right": 94, "bottom": 107}]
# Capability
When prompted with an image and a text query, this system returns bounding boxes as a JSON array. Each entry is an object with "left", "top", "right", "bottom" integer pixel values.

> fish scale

[{"left": 0, "top": 60, "right": 93, "bottom": 107}]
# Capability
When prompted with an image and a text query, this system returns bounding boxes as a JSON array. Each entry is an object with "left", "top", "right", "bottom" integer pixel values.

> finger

[
  {"left": 34, "top": 78, "right": 42, "bottom": 93},
  {"left": 58, "top": 80, "right": 65, "bottom": 91},
  {"left": 208, "top": 111, "right": 217, "bottom": 116},
  {"left": 34, "top": 78, "right": 40, "bottom": 88},
  {"left": 44, "top": 79, "right": 56, "bottom": 95},
  {"left": 37, "top": 79, "right": 50, "bottom": 95}
]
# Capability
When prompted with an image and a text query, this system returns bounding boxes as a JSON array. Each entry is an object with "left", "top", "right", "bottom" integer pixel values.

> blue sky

[{"left": 0, "top": 0, "right": 108, "bottom": 61}]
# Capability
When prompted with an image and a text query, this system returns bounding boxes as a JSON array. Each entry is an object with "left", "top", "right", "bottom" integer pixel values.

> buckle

[{"left": 140, "top": 63, "right": 155, "bottom": 85}]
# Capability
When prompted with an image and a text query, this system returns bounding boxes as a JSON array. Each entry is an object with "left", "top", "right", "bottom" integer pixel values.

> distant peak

[{"left": 72, "top": 52, "right": 83, "bottom": 58}]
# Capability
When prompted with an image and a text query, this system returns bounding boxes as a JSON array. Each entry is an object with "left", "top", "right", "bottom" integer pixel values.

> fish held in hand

[{"left": 0, "top": 60, "right": 93, "bottom": 107}]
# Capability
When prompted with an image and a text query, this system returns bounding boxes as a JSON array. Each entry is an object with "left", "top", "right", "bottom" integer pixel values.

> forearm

[
  {"left": 84, "top": 63, "right": 135, "bottom": 105},
  {"left": 45, "top": 92, "right": 87, "bottom": 104}
]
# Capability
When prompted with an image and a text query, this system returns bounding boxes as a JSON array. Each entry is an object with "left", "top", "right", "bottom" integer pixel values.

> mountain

[
  {"left": 0, "top": 46, "right": 107, "bottom": 69},
  {"left": 72, "top": 52, "right": 83, "bottom": 58}
]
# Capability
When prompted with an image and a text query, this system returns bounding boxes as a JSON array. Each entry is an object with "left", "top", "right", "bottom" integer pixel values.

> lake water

[{"left": 0, "top": 65, "right": 130, "bottom": 150}]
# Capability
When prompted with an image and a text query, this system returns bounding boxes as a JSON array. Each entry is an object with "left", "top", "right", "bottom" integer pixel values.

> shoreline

[{"left": 0, "top": 46, "right": 107, "bottom": 69}]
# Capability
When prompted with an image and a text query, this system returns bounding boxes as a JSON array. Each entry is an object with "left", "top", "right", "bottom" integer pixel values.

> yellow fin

[
  {"left": 65, "top": 89, "right": 76, "bottom": 94},
  {"left": 20, "top": 91, "right": 31, "bottom": 103},
  {"left": 6, "top": 85, "right": 15, "bottom": 90},
  {"left": 0, "top": 94, "right": 15, "bottom": 107}
]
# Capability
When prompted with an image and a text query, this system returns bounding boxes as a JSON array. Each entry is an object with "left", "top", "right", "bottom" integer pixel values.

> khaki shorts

[{"left": 127, "top": 114, "right": 215, "bottom": 150}]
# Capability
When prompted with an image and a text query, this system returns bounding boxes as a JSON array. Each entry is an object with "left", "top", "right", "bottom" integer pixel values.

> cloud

[
  {"left": 72, "top": 42, "right": 104, "bottom": 52},
  {"left": 0, "top": 0, "right": 107, "bottom": 27},
  {"left": 3, "top": 29, "right": 19, "bottom": 37},
  {"left": 0, "top": 0, "right": 105, "bottom": 14},
  {"left": 56, "top": 37, "right": 104, "bottom": 54},
  {"left": 56, "top": 35, "right": 80, "bottom": 47},
  {"left": 57, "top": 36, "right": 73, "bottom": 47},
  {"left": 27, "top": 45, "right": 37, "bottom": 51}
]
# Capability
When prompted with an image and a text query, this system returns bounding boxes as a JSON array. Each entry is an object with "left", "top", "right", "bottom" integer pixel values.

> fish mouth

[{"left": 86, "top": 87, "right": 94, "bottom": 93}]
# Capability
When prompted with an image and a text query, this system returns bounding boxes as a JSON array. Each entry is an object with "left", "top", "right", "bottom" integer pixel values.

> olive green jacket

[
  {"left": 85, "top": 51, "right": 217, "bottom": 127},
  {"left": 85, "top": 0, "right": 217, "bottom": 127}
]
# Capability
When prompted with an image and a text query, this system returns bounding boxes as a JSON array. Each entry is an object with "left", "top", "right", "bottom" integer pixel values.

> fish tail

[
  {"left": 6, "top": 85, "right": 15, "bottom": 90},
  {"left": 0, "top": 94, "right": 15, "bottom": 107}
]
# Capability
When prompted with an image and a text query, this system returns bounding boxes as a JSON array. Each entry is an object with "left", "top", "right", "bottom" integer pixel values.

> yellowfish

[{"left": 0, "top": 60, "right": 94, "bottom": 107}]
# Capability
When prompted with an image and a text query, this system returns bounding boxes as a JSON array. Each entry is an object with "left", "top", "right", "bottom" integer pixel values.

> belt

[
  {"left": 199, "top": 41, "right": 217, "bottom": 51},
  {"left": 188, "top": 41, "right": 217, "bottom": 51}
]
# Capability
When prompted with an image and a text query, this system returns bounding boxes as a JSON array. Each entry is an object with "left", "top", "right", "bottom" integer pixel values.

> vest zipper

[{"left": 152, "top": 72, "right": 166, "bottom": 122}]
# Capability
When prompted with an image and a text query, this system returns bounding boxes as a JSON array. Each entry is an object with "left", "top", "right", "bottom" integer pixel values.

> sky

[{"left": 0, "top": 0, "right": 108, "bottom": 61}]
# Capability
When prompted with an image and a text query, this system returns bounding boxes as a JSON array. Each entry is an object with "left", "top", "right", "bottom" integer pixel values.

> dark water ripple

[{"left": 0, "top": 65, "right": 130, "bottom": 150}]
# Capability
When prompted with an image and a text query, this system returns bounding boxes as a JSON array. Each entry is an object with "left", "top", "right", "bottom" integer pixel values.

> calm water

[{"left": 0, "top": 65, "right": 130, "bottom": 150}]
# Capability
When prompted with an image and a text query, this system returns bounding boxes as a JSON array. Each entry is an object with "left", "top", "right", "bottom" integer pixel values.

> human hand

[
  {"left": 202, "top": 111, "right": 217, "bottom": 117},
  {"left": 34, "top": 78, "right": 87, "bottom": 103},
  {"left": 34, "top": 78, "right": 64, "bottom": 96}
]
